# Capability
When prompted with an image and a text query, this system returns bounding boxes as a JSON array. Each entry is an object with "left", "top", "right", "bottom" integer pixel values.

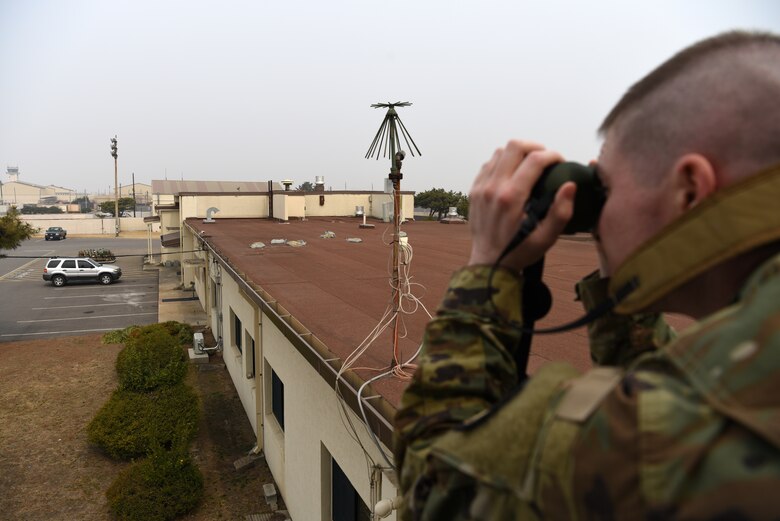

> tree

[
  {"left": 20, "top": 205, "right": 63, "bottom": 214},
  {"left": 296, "top": 181, "right": 315, "bottom": 192},
  {"left": 415, "top": 188, "right": 468, "bottom": 220},
  {"left": 73, "top": 196, "right": 92, "bottom": 213},
  {"left": 99, "top": 197, "right": 136, "bottom": 217},
  {"left": 456, "top": 194, "right": 469, "bottom": 219},
  {"left": 0, "top": 207, "right": 38, "bottom": 250}
]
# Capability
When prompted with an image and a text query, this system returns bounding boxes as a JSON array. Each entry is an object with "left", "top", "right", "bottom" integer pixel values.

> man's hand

[{"left": 467, "top": 140, "right": 577, "bottom": 271}]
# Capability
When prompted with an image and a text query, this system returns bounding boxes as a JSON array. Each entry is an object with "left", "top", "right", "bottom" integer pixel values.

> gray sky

[{"left": 1, "top": 0, "right": 779, "bottom": 195}]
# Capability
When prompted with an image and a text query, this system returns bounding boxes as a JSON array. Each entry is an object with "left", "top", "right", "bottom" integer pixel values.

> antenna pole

[
  {"left": 365, "top": 102, "right": 420, "bottom": 364},
  {"left": 388, "top": 109, "right": 403, "bottom": 358}
]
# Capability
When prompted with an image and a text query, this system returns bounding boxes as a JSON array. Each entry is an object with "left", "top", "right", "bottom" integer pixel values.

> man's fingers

[
  {"left": 534, "top": 181, "right": 576, "bottom": 245},
  {"left": 492, "top": 140, "right": 545, "bottom": 181},
  {"left": 510, "top": 149, "right": 566, "bottom": 191}
]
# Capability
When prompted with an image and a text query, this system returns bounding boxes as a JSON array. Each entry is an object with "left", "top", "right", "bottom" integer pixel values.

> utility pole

[
  {"left": 132, "top": 172, "right": 137, "bottom": 217},
  {"left": 110, "top": 136, "right": 119, "bottom": 236}
]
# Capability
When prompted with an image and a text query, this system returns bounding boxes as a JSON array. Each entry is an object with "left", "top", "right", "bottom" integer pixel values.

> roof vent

[
  {"left": 281, "top": 179, "right": 293, "bottom": 191},
  {"left": 355, "top": 205, "right": 364, "bottom": 217},
  {"left": 447, "top": 206, "right": 459, "bottom": 217},
  {"left": 203, "top": 207, "right": 219, "bottom": 223}
]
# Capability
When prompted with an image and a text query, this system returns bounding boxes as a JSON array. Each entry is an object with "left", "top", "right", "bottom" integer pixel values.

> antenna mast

[{"left": 365, "top": 102, "right": 421, "bottom": 363}]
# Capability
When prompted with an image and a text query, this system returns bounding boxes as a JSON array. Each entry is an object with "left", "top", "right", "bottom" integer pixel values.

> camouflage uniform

[{"left": 395, "top": 252, "right": 780, "bottom": 520}]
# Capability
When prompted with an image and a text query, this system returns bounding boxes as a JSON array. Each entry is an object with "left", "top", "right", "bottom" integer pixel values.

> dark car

[{"left": 44, "top": 227, "right": 67, "bottom": 240}]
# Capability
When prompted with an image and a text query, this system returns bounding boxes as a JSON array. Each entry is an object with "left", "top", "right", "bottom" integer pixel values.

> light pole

[{"left": 110, "top": 136, "right": 119, "bottom": 237}]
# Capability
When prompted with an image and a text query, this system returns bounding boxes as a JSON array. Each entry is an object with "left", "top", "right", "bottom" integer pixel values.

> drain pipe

[{"left": 199, "top": 337, "right": 223, "bottom": 354}]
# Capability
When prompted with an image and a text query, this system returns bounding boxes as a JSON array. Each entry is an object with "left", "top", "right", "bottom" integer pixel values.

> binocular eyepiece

[{"left": 530, "top": 162, "right": 606, "bottom": 234}]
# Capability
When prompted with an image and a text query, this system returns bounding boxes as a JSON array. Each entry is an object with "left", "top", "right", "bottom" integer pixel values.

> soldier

[{"left": 395, "top": 31, "right": 780, "bottom": 519}]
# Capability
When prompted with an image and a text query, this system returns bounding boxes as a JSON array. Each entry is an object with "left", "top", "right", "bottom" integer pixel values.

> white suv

[{"left": 43, "top": 257, "right": 122, "bottom": 287}]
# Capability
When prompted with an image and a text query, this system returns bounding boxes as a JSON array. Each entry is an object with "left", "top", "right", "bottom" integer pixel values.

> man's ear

[{"left": 669, "top": 154, "right": 717, "bottom": 211}]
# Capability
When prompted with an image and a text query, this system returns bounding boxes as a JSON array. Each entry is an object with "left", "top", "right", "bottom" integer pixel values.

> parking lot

[{"left": 0, "top": 236, "right": 160, "bottom": 342}]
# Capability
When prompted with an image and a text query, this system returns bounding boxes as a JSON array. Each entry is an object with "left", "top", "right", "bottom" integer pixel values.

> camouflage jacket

[{"left": 395, "top": 252, "right": 780, "bottom": 520}]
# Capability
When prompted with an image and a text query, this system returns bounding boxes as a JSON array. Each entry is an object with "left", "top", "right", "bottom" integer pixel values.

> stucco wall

[
  {"left": 302, "top": 192, "right": 413, "bottom": 220},
  {"left": 23, "top": 216, "right": 156, "bottom": 234},
  {"left": 180, "top": 194, "right": 269, "bottom": 220},
  {"left": 261, "top": 314, "right": 398, "bottom": 521},
  {"left": 217, "top": 273, "right": 259, "bottom": 432}
]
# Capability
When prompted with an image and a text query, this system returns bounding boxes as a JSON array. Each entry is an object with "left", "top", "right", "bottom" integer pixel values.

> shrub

[
  {"left": 106, "top": 446, "right": 203, "bottom": 521},
  {"left": 87, "top": 385, "right": 200, "bottom": 460},
  {"left": 161, "top": 321, "right": 194, "bottom": 346},
  {"left": 102, "top": 325, "right": 141, "bottom": 345},
  {"left": 116, "top": 327, "right": 186, "bottom": 392}
]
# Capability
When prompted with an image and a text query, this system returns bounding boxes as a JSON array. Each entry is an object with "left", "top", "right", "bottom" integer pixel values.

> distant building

[
  {"left": 1, "top": 166, "right": 76, "bottom": 206},
  {"left": 91, "top": 182, "right": 153, "bottom": 207}
]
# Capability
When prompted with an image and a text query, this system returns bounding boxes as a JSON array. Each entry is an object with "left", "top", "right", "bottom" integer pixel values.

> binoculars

[{"left": 530, "top": 162, "right": 606, "bottom": 234}]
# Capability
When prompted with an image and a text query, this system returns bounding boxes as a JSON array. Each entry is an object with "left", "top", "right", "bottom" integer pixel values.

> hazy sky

[{"left": 1, "top": 1, "right": 779, "bottom": 195}]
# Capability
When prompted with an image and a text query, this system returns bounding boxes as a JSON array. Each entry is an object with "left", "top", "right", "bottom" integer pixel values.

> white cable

[{"left": 357, "top": 342, "right": 425, "bottom": 471}]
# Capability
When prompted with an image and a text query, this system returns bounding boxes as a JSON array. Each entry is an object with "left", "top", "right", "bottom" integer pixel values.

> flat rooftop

[{"left": 186, "top": 217, "right": 611, "bottom": 409}]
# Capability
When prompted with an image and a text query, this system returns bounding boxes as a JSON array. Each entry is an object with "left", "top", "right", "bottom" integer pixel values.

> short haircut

[{"left": 599, "top": 31, "right": 780, "bottom": 184}]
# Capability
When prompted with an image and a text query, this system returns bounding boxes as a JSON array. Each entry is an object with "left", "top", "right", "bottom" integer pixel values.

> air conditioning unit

[{"left": 193, "top": 332, "right": 205, "bottom": 354}]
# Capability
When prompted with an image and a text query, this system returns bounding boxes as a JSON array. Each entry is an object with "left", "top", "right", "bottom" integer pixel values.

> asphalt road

[{"left": 0, "top": 236, "right": 161, "bottom": 342}]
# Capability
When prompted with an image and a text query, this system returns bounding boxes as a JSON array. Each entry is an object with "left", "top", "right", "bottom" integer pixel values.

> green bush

[
  {"left": 106, "top": 446, "right": 203, "bottom": 521},
  {"left": 87, "top": 385, "right": 200, "bottom": 460},
  {"left": 102, "top": 325, "right": 141, "bottom": 345},
  {"left": 160, "top": 321, "right": 195, "bottom": 346},
  {"left": 116, "top": 327, "right": 186, "bottom": 392}
]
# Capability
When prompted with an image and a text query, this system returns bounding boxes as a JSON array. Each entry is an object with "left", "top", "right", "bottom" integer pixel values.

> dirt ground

[{"left": 0, "top": 333, "right": 284, "bottom": 520}]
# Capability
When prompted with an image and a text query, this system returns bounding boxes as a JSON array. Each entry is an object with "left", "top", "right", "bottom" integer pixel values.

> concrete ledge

[{"left": 188, "top": 348, "right": 210, "bottom": 364}]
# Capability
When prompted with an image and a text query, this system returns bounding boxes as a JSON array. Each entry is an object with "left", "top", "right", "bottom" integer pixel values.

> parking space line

[
  {"left": 1, "top": 327, "right": 122, "bottom": 338},
  {"left": 44, "top": 291, "right": 154, "bottom": 299},
  {"left": 32, "top": 301, "right": 158, "bottom": 310},
  {"left": 19, "top": 312, "right": 157, "bottom": 323},
  {"left": 0, "top": 254, "right": 52, "bottom": 281}
]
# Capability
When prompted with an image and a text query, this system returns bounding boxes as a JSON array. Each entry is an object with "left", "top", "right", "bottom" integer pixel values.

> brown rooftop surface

[
  {"left": 187, "top": 217, "right": 599, "bottom": 408},
  {"left": 185, "top": 217, "right": 692, "bottom": 409}
]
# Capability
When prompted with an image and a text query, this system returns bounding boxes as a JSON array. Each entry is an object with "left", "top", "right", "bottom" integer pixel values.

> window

[
  {"left": 62, "top": 260, "right": 76, "bottom": 268},
  {"left": 332, "top": 459, "right": 370, "bottom": 521},
  {"left": 230, "top": 309, "right": 242, "bottom": 353},
  {"left": 246, "top": 333, "right": 255, "bottom": 379},
  {"left": 271, "top": 369, "right": 284, "bottom": 431},
  {"left": 46, "top": 260, "right": 60, "bottom": 268},
  {"left": 77, "top": 260, "right": 93, "bottom": 268}
]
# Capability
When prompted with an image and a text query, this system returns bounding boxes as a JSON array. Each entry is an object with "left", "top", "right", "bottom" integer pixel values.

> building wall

[
  {"left": 159, "top": 208, "right": 182, "bottom": 260},
  {"left": 180, "top": 194, "right": 270, "bottom": 219},
  {"left": 218, "top": 271, "right": 259, "bottom": 432},
  {"left": 1, "top": 182, "right": 53, "bottom": 205},
  {"left": 22, "top": 216, "right": 156, "bottom": 234},
  {"left": 118, "top": 182, "right": 153, "bottom": 202},
  {"left": 261, "top": 309, "right": 398, "bottom": 521},
  {"left": 302, "top": 192, "right": 414, "bottom": 220}
]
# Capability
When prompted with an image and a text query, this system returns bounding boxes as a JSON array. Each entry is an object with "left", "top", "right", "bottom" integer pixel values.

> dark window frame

[
  {"left": 332, "top": 458, "right": 370, "bottom": 521},
  {"left": 233, "top": 311, "right": 242, "bottom": 353},
  {"left": 271, "top": 369, "right": 284, "bottom": 431}
]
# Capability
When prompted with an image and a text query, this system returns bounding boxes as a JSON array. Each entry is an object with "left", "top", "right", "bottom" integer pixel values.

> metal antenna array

[
  {"left": 365, "top": 101, "right": 421, "bottom": 370},
  {"left": 365, "top": 102, "right": 422, "bottom": 162}
]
